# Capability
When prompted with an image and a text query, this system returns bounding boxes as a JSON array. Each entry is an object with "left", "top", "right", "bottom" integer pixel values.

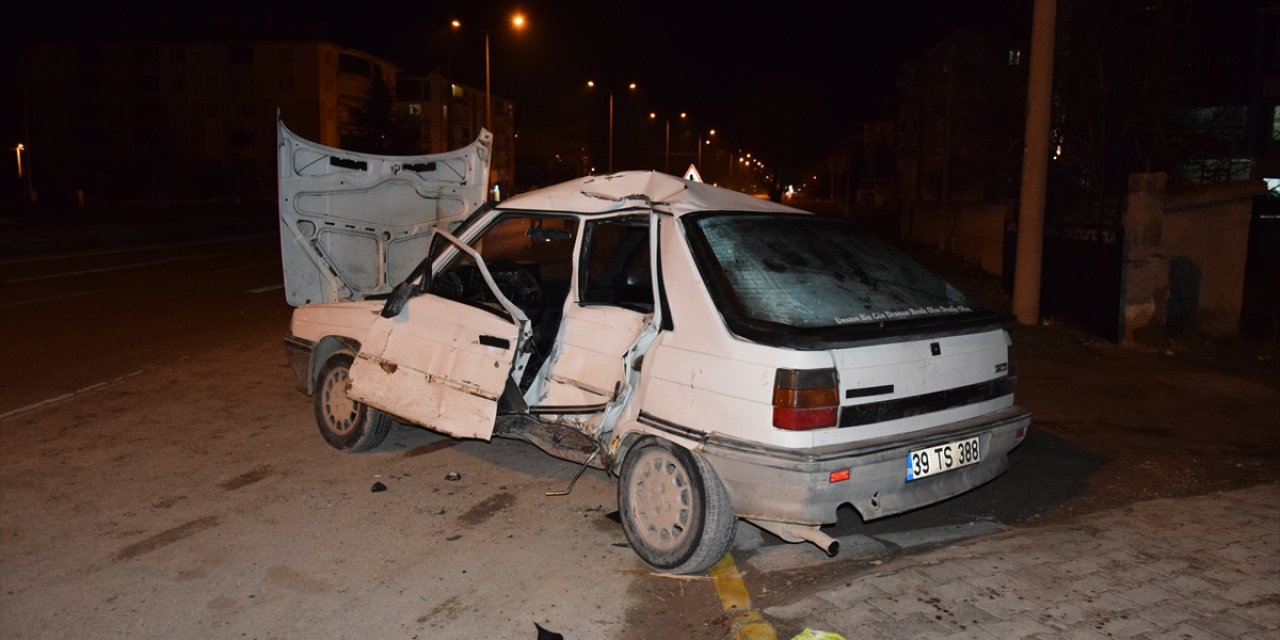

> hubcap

[
  {"left": 321, "top": 367, "right": 358, "bottom": 435},
  {"left": 629, "top": 449, "right": 692, "bottom": 551}
]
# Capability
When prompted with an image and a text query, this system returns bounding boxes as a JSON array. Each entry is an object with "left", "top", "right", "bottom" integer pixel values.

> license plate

[{"left": 906, "top": 436, "right": 981, "bottom": 481}]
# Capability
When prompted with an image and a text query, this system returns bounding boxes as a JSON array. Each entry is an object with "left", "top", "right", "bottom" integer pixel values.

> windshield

[{"left": 685, "top": 213, "right": 993, "bottom": 341}]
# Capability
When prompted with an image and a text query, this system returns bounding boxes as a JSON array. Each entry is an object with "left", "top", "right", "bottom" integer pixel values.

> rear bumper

[{"left": 645, "top": 405, "right": 1030, "bottom": 525}]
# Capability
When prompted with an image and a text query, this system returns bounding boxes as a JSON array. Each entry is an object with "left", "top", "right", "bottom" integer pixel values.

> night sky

[{"left": 12, "top": 0, "right": 1031, "bottom": 177}]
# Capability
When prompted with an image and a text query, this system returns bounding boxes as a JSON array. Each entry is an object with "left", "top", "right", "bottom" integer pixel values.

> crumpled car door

[{"left": 347, "top": 231, "right": 530, "bottom": 441}]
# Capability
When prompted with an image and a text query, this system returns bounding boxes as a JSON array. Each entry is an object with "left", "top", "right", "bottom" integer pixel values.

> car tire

[
  {"left": 314, "top": 353, "right": 391, "bottom": 452},
  {"left": 618, "top": 437, "right": 737, "bottom": 574}
]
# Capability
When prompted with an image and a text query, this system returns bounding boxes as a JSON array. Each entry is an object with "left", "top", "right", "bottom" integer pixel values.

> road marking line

[
  {"left": 0, "top": 291, "right": 93, "bottom": 309},
  {"left": 709, "top": 552, "right": 777, "bottom": 640},
  {"left": 5, "top": 254, "right": 218, "bottom": 283},
  {"left": 247, "top": 284, "right": 283, "bottom": 293},
  {"left": 0, "top": 370, "right": 144, "bottom": 422},
  {"left": 0, "top": 233, "right": 277, "bottom": 265}
]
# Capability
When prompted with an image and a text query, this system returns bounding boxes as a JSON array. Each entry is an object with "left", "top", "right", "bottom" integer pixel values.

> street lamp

[
  {"left": 452, "top": 13, "right": 526, "bottom": 133},
  {"left": 588, "top": 80, "right": 636, "bottom": 173},
  {"left": 648, "top": 111, "right": 687, "bottom": 174},
  {"left": 697, "top": 128, "right": 715, "bottom": 170}
]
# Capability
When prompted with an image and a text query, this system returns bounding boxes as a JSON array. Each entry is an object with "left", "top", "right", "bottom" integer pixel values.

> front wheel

[
  {"left": 617, "top": 437, "right": 737, "bottom": 574},
  {"left": 314, "top": 353, "right": 391, "bottom": 452}
]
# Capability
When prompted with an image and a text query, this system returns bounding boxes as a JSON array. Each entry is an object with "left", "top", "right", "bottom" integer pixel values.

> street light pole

[
  {"left": 589, "top": 80, "right": 634, "bottom": 174},
  {"left": 454, "top": 14, "right": 524, "bottom": 135},
  {"left": 484, "top": 33, "right": 492, "bottom": 132},
  {"left": 608, "top": 91, "right": 614, "bottom": 173}
]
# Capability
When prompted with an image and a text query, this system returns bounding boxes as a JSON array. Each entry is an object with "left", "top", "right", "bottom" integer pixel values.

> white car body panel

[
  {"left": 535, "top": 305, "right": 651, "bottom": 408},
  {"left": 348, "top": 232, "right": 530, "bottom": 441},
  {"left": 277, "top": 117, "right": 491, "bottom": 306}
]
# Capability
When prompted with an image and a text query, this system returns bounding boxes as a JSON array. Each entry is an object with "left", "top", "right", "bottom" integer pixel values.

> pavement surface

[
  {"left": 3, "top": 202, "right": 1278, "bottom": 640},
  {"left": 756, "top": 483, "right": 1279, "bottom": 639}
]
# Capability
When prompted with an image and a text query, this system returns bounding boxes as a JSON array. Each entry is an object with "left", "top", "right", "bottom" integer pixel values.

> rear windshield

[{"left": 684, "top": 213, "right": 995, "bottom": 342}]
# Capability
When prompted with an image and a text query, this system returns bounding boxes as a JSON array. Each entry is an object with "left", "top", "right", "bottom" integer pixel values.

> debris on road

[
  {"left": 371, "top": 482, "right": 387, "bottom": 492},
  {"left": 445, "top": 471, "right": 462, "bottom": 481}
]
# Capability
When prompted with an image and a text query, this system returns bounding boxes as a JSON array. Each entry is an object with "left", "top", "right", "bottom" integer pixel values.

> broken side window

[{"left": 580, "top": 216, "right": 652, "bottom": 311}]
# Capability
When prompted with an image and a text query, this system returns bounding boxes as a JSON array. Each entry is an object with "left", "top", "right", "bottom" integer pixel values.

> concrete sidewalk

[{"left": 761, "top": 482, "right": 1280, "bottom": 639}]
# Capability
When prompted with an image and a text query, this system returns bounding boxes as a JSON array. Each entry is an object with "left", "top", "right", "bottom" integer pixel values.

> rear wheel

[
  {"left": 618, "top": 437, "right": 737, "bottom": 574},
  {"left": 314, "top": 353, "right": 391, "bottom": 452}
]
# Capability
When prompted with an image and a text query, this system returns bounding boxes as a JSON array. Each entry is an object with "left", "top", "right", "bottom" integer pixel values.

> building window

[
  {"left": 235, "top": 104, "right": 257, "bottom": 119},
  {"left": 1007, "top": 49, "right": 1022, "bottom": 66},
  {"left": 171, "top": 77, "right": 188, "bottom": 92},
  {"left": 339, "top": 54, "right": 372, "bottom": 77},
  {"left": 408, "top": 103, "right": 423, "bottom": 116}
]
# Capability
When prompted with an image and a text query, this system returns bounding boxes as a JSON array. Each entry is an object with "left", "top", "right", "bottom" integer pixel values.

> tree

[{"left": 341, "top": 75, "right": 421, "bottom": 155}]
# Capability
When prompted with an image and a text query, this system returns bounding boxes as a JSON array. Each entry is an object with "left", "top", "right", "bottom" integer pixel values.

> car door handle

[{"left": 478, "top": 335, "right": 510, "bottom": 349}]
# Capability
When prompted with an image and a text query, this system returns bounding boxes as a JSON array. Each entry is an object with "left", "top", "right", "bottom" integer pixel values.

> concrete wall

[
  {"left": 906, "top": 175, "right": 1262, "bottom": 342},
  {"left": 1120, "top": 173, "right": 1170, "bottom": 344},
  {"left": 1162, "top": 180, "right": 1263, "bottom": 336}
]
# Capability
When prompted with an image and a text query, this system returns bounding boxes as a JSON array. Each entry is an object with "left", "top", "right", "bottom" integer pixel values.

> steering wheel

[{"left": 487, "top": 261, "right": 545, "bottom": 324}]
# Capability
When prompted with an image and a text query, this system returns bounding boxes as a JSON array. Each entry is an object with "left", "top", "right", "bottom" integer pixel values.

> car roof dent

[
  {"left": 278, "top": 116, "right": 492, "bottom": 306},
  {"left": 497, "top": 171, "right": 807, "bottom": 217}
]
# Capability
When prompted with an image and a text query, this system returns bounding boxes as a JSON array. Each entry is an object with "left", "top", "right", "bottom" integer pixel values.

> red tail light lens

[{"left": 772, "top": 368, "right": 839, "bottom": 431}]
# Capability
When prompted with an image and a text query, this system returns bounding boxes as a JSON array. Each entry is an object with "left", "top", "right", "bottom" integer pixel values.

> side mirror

[{"left": 380, "top": 281, "right": 415, "bottom": 318}]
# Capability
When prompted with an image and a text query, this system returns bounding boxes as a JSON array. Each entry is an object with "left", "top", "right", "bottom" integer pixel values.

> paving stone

[
  {"left": 813, "top": 579, "right": 887, "bottom": 609},
  {"left": 872, "top": 611, "right": 974, "bottom": 639},
  {"left": 1234, "top": 599, "right": 1280, "bottom": 628},
  {"left": 1172, "top": 592, "right": 1238, "bottom": 616},
  {"left": 973, "top": 613, "right": 1054, "bottom": 639},
  {"left": 1131, "top": 622, "right": 1221, "bottom": 640},
  {"left": 1185, "top": 611, "right": 1268, "bottom": 638},
  {"left": 1216, "top": 577, "right": 1279, "bottom": 606},
  {"left": 1133, "top": 601, "right": 1198, "bottom": 627},
  {"left": 813, "top": 603, "right": 900, "bottom": 633},
  {"left": 867, "top": 592, "right": 943, "bottom": 620},
  {"left": 1087, "top": 611, "right": 1159, "bottom": 637},
  {"left": 1063, "top": 573, "right": 1122, "bottom": 599},
  {"left": 1031, "top": 626, "right": 1111, "bottom": 640},
  {"left": 1112, "top": 583, "right": 1176, "bottom": 607},
  {"left": 1025, "top": 602, "right": 1095, "bottom": 630},
  {"left": 1160, "top": 574, "right": 1218, "bottom": 597},
  {"left": 1054, "top": 557, "right": 1105, "bottom": 577}
]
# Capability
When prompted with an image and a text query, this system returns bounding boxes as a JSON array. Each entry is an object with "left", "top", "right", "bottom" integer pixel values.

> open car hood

[{"left": 278, "top": 116, "right": 492, "bottom": 306}]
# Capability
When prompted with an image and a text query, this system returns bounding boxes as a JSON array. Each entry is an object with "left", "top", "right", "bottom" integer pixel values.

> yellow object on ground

[
  {"left": 789, "top": 629, "right": 847, "bottom": 640},
  {"left": 709, "top": 553, "right": 777, "bottom": 640}
]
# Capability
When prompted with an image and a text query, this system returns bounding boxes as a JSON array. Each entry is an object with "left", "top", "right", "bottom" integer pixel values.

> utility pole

[{"left": 1012, "top": 0, "right": 1057, "bottom": 325}]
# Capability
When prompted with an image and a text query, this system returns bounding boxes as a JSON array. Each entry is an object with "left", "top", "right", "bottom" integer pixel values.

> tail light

[{"left": 772, "top": 368, "right": 839, "bottom": 431}]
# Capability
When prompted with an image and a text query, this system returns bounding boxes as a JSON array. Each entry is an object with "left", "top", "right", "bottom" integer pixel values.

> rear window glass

[{"left": 685, "top": 213, "right": 986, "bottom": 337}]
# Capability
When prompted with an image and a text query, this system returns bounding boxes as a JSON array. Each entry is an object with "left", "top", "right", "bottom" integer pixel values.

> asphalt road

[{"left": 4, "top": 234, "right": 1273, "bottom": 639}]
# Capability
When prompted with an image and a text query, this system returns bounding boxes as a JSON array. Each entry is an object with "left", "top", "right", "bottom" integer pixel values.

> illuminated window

[
  {"left": 408, "top": 103, "right": 423, "bottom": 116},
  {"left": 1007, "top": 49, "right": 1022, "bottom": 66}
]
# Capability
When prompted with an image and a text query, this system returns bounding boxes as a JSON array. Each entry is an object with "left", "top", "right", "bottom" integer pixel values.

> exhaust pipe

[{"left": 746, "top": 519, "right": 840, "bottom": 557}]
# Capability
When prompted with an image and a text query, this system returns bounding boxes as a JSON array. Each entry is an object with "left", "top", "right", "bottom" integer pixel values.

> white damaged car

[{"left": 278, "top": 118, "right": 1030, "bottom": 574}]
